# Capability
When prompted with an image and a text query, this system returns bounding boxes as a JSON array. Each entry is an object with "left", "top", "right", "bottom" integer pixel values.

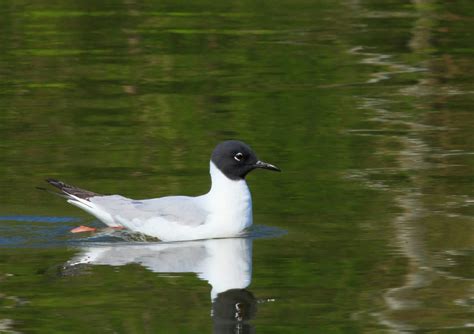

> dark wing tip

[
  {"left": 46, "top": 178, "right": 68, "bottom": 191},
  {"left": 46, "top": 178, "right": 63, "bottom": 187},
  {"left": 43, "top": 178, "right": 100, "bottom": 200}
]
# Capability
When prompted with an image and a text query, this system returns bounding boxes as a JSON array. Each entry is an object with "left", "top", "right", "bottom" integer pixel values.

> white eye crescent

[{"left": 234, "top": 152, "right": 244, "bottom": 161}]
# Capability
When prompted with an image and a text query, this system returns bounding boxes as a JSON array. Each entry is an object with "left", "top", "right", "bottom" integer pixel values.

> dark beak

[{"left": 254, "top": 160, "right": 281, "bottom": 172}]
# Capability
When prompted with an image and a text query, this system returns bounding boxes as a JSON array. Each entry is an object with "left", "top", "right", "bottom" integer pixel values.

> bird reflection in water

[
  {"left": 64, "top": 237, "right": 258, "bottom": 333},
  {"left": 212, "top": 288, "right": 257, "bottom": 333}
]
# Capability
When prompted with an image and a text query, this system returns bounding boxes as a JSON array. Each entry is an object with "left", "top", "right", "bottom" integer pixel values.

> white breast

[{"left": 199, "top": 162, "right": 253, "bottom": 236}]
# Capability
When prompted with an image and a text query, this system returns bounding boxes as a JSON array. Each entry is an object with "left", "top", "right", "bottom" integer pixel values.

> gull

[{"left": 44, "top": 140, "right": 280, "bottom": 241}]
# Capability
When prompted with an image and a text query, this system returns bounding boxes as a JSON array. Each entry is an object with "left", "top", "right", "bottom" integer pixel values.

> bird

[{"left": 43, "top": 140, "right": 280, "bottom": 241}]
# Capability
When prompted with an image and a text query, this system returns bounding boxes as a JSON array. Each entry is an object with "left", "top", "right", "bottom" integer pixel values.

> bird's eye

[{"left": 234, "top": 152, "right": 244, "bottom": 161}]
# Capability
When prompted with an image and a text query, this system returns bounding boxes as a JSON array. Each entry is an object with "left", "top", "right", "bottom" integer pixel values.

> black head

[{"left": 211, "top": 140, "right": 280, "bottom": 180}]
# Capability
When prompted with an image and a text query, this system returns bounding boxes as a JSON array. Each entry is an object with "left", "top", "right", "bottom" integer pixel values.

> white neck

[
  {"left": 208, "top": 161, "right": 245, "bottom": 193},
  {"left": 201, "top": 162, "right": 253, "bottom": 234}
]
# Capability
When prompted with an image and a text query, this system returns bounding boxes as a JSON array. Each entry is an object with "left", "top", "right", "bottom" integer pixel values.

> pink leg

[{"left": 70, "top": 225, "right": 97, "bottom": 233}]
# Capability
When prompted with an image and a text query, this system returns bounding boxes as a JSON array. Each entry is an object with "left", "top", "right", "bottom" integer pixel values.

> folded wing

[{"left": 90, "top": 195, "right": 208, "bottom": 227}]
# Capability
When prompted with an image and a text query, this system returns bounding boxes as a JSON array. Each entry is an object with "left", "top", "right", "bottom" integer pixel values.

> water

[{"left": 1, "top": 1, "right": 473, "bottom": 332}]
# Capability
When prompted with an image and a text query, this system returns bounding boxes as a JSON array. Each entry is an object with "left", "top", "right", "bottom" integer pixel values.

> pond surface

[{"left": 1, "top": 1, "right": 473, "bottom": 333}]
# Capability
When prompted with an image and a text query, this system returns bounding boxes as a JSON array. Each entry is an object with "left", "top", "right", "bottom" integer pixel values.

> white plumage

[{"left": 67, "top": 162, "right": 253, "bottom": 241}]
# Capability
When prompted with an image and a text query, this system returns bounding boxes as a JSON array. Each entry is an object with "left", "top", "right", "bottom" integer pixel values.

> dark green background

[{"left": 0, "top": 1, "right": 473, "bottom": 332}]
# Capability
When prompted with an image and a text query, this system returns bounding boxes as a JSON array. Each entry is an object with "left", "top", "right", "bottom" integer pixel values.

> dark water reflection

[
  {"left": 65, "top": 237, "right": 256, "bottom": 333},
  {"left": 1, "top": 0, "right": 473, "bottom": 332}
]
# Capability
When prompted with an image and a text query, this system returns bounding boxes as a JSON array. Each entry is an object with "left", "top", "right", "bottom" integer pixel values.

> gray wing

[{"left": 90, "top": 195, "right": 208, "bottom": 227}]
